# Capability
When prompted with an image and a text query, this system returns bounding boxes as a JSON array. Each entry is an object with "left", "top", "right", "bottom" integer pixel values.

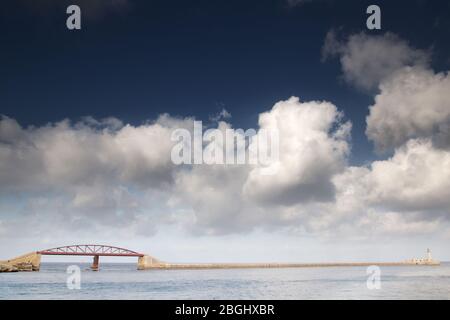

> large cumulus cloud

[
  {"left": 368, "top": 139, "right": 450, "bottom": 214},
  {"left": 0, "top": 96, "right": 356, "bottom": 238},
  {"left": 0, "top": 114, "right": 188, "bottom": 193},
  {"left": 0, "top": 114, "right": 191, "bottom": 238},
  {"left": 243, "top": 97, "right": 351, "bottom": 205},
  {"left": 366, "top": 67, "right": 450, "bottom": 151},
  {"left": 321, "top": 30, "right": 450, "bottom": 227},
  {"left": 2, "top": 91, "right": 450, "bottom": 241},
  {"left": 1, "top": 31, "right": 450, "bottom": 243},
  {"left": 323, "top": 31, "right": 450, "bottom": 152},
  {"left": 322, "top": 31, "right": 429, "bottom": 91}
]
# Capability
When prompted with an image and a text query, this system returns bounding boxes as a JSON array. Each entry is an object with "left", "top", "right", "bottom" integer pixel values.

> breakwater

[
  {"left": 136, "top": 253, "right": 440, "bottom": 270},
  {"left": 1, "top": 247, "right": 440, "bottom": 272}
]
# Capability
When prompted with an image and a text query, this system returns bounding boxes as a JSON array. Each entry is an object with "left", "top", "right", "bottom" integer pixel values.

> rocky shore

[
  {"left": 0, "top": 252, "right": 41, "bottom": 272},
  {"left": 0, "top": 261, "right": 35, "bottom": 272},
  {"left": 0, "top": 263, "right": 18, "bottom": 272}
]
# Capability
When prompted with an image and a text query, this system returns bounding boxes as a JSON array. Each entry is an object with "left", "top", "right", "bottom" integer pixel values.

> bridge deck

[
  {"left": 37, "top": 252, "right": 143, "bottom": 257},
  {"left": 37, "top": 245, "right": 144, "bottom": 257}
]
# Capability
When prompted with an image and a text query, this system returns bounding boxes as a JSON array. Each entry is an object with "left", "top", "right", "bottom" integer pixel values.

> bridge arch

[
  {"left": 37, "top": 244, "right": 144, "bottom": 257},
  {"left": 37, "top": 244, "right": 145, "bottom": 271}
]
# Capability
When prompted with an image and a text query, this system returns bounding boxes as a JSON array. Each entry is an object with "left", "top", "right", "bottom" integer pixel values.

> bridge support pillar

[{"left": 91, "top": 255, "right": 99, "bottom": 271}]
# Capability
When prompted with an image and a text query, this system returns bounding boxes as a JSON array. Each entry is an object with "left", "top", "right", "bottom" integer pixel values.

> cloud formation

[
  {"left": 1, "top": 32, "right": 450, "bottom": 246},
  {"left": 320, "top": 31, "right": 450, "bottom": 231},
  {"left": 2, "top": 93, "right": 449, "bottom": 241},
  {"left": 323, "top": 31, "right": 450, "bottom": 153},
  {"left": 368, "top": 138, "right": 450, "bottom": 214},
  {"left": 322, "top": 31, "right": 429, "bottom": 91},
  {"left": 243, "top": 97, "right": 351, "bottom": 205},
  {"left": 0, "top": 114, "right": 190, "bottom": 238},
  {"left": 0, "top": 114, "right": 186, "bottom": 194},
  {"left": 366, "top": 67, "right": 450, "bottom": 151}
]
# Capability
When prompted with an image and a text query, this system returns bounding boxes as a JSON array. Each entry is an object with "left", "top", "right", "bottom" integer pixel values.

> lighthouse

[{"left": 426, "top": 248, "right": 432, "bottom": 262}]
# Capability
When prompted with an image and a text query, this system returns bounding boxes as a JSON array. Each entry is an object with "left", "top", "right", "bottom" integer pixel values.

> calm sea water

[{"left": 1, "top": 262, "right": 449, "bottom": 299}]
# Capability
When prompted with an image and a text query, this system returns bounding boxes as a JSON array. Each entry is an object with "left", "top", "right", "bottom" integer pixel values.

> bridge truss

[{"left": 37, "top": 245, "right": 144, "bottom": 257}]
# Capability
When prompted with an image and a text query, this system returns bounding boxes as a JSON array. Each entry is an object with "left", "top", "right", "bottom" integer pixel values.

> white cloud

[
  {"left": 368, "top": 138, "right": 450, "bottom": 214},
  {"left": 314, "top": 31, "right": 450, "bottom": 238},
  {"left": 171, "top": 98, "right": 352, "bottom": 235},
  {"left": 320, "top": 137, "right": 450, "bottom": 237},
  {"left": 357, "top": 211, "right": 441, "bottom": 236},
  {"left": 0, "top": 115, "right": 192, "bottom": 237},
  {"left": 173, "top": 163, "right": 250, "bottom": 235},
  {"left": 366, "top": 67, "right": 450, "bottom": 151},
  {"left": 243, "top": 97, "right": 351, "bottom": 205},
  {"left": 322, "top": 31, "right": 429, "bottom": 91},
  {"left": 0, "top": 115, "right": 189, "bottom": 193},
  {"left": 324, "top": 31, "right": 450, "bottom": 152},
  {"left": 1, "top": 95, "right": 449, "bottom": 243},
  {"left": 1, "top": 97, "right": 353, "bottom": 237}
]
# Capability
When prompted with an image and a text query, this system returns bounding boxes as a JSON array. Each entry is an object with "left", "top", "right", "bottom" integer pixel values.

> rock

[
  {"left": 15, "top": 262, "right": 34, "bottom": 271},
  {"left": 0, "top": 263, "right": 18, "bottom": 272}
]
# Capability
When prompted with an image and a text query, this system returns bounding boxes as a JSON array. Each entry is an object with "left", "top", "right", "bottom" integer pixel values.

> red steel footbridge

[
  {"left": 1, "top": 244, "right": 150, "bottom": 272},
  {"left": 37, "top": 244, "right": 145, "bottom": 270}
]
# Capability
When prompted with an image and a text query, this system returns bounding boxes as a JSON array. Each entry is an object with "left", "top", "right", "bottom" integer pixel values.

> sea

[{"left": 1, "top": 262, "right": 449, "bottom": 299}]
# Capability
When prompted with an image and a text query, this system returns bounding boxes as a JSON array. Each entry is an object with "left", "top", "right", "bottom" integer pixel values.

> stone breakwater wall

[
  {"left": 1, "top": 252, "right": 440, "bottom": 272},
  {"left": 137, "top": 256, "right": 440, "bottom": 270}
]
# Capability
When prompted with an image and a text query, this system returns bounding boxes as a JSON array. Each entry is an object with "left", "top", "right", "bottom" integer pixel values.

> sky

[{"left": 1, "top": 0, "right": 450, "bottom": 263}]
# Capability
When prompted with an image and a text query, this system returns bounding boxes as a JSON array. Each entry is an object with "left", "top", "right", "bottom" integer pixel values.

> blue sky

[
  {"left": 2, "top": 0, "right": 449, "bottom": 163},
  {"left": 1, "top": 0, "right": 450, "bottom": 262}
]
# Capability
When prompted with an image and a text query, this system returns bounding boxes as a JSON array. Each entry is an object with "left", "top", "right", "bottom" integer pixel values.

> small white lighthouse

[
  {"left": 406, "top": 249, "right": 439, "bottom": 265},
  {"left": 426, "top": 248, "right": 432, "bottom": 262}
]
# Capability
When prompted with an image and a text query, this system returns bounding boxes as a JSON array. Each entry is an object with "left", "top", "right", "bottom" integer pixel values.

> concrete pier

[
  {"left": 136, "top": 249, "right": 440, "bottom": 270},
  {"left": 136, "top": 261, "right": 440, "bottom": 270}
]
